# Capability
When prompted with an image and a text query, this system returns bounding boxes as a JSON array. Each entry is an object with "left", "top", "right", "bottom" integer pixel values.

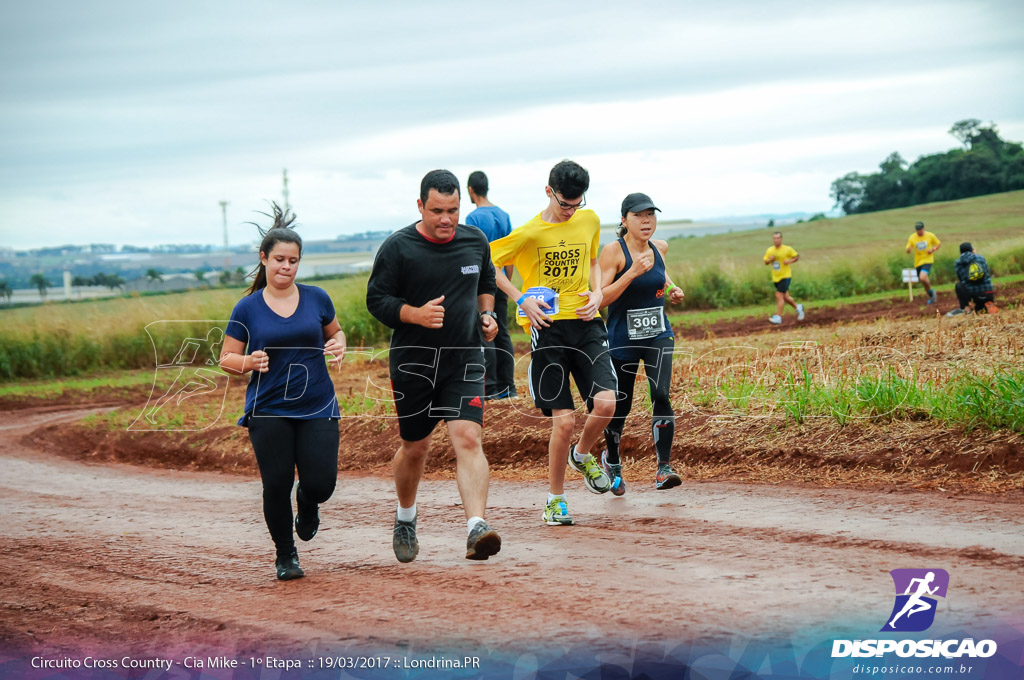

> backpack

[{"left": 967, "top": 261, "right": 986, "bottom": 282}]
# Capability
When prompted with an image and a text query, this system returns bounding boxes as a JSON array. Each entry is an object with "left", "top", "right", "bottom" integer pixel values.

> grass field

[
  {"left": 0, "top": 275, "right": 387, "bottom": 380},
  {"left": 663, "top": 190, "right": 1024, "bottom": 267},
  {"left": 662, "top": 190, "right": 1024, "bottom": 309},
  {"left": 1, "top": 190, "right": 1021, "bottom": 381},
  {"left": 676, "top": 329, "right": 1024, "bottom": 433}
]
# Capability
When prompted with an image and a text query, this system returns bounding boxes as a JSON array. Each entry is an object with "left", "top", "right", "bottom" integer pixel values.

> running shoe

[
  {"left": 945, "top": 308, "right": 964, "bottom": 317},
  {"left": 542, "top": 497, "right": 574, "bottom": 526},
  {"left": 927, "top": 289, "right": 936, "bottom": 304},
  {"left": 275, "top": 548, "right": 305, "bottom": 581},
  {"left": 655, "top": 464, "right": 683, "bottom": 490},
  {"left": 567, "top": 446, "right": 612, "bottom": 494},
  {"left": 485, "top": 387, "right": 518, "bottom": 401},
  {"left": 984, "top": 301, "right": 999, "bottom": 314},
  {"left": 294, "top": 485, "right": 319, "bottom": 542},
  {"left": 393, "top": 514, "right": 419, "bottom": 563},
  {"left": 796, "top": 304, "right": 805, "bottom": 321},
  {"left": 600, "top": 449, "right": 626, "bottom": 497},
  {"left": 769, "top": 315, "right": 783, "bottom": 325},
  {"left": 465, "top": 521, "right": 502, "bottom": 560}
]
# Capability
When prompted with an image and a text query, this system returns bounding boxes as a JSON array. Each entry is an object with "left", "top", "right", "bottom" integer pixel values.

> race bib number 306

[
  {"left": 916, "top": 241, "right": 927, "bottom": 250},
  {"left": 626, "top": 306, "right": 666, "bottom": 340}
]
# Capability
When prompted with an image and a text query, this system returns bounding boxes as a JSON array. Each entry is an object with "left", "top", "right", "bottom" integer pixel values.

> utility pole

[
  {"left": 219, "top": 200, "right": 230, "bottom": 270},
  {"left": 282, "top": 168, "right": 290, "bottom": 213}
]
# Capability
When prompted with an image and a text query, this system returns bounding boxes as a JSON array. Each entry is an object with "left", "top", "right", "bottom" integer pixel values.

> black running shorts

[
  {"left": 527, "top": 319, "right": 618, "bottom": 416},
  {"left": 774, "top": 278, "right": 792, "bottom": 293},
  {"left": 391, "top": 362, "right": 485, "bottom": 442}
]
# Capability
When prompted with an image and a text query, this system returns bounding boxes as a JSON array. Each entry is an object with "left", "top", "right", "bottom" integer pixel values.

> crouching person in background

[{"left": 947, "top": 242, "right": 998, "bottom": 316}]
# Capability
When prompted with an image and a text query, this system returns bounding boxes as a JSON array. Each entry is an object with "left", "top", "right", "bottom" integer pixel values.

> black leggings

[
  {"left": 247, "top": 416, "right": 339, "bottom": 556},
  {"left": 604, "top": 337, "right": 675, "bottom": 466}
]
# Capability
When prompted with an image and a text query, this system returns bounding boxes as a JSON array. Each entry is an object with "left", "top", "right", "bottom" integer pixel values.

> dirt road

[{"left": 1, "top": 407, "right": 1022, "bottom": 666}]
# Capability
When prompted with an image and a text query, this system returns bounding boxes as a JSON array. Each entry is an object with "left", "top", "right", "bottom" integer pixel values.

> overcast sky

[{"left": 1, "top": 0, "right": 1022, "bottom": 250}]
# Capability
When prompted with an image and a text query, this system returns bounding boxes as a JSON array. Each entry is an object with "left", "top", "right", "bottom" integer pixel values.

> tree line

[{"left": 830, "top": 120, "right": 1024, "bottom": 214}]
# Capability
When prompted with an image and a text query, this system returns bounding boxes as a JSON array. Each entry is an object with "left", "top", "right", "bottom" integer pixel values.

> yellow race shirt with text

[
  {"left": 906, "top": 231, "right": 940, "bottom": 267},
  {"left": 490, "top": 209, "right": 601, "bottom": 328},
  {"left": 764, "top": 244, "right": 798, "bottom": 283}
]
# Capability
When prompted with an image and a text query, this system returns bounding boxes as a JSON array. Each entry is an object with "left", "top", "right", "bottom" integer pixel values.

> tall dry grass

[{"left": 0, "top": 277, "right": 388, "bottom": 380}]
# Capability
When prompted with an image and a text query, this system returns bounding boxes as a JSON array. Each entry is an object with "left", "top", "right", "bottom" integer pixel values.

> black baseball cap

[
  {"left": 621, "top": 192, "right": 661, "bottom": 216},
  {"left": 914, "top": 221, "right": 925, "bottom": 230},
  {"left": 960, "top": 242, "right": 973, "bottom": 253}
]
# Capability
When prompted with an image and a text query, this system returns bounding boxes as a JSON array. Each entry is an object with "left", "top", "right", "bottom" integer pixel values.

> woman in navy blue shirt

[
  {"left": 598, "top": 193, "right": 685, "bottom": 496},
  {"left": 219, "top": 204, "right": 346, "bottom": 581}
]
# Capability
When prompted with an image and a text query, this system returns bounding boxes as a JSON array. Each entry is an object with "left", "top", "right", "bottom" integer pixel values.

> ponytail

[{"left": 245, "top": 203, "right": 301, "bottom": 296}]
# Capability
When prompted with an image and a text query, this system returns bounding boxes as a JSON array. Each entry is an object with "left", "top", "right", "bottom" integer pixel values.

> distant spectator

[
  {"left": 946, "top": 242, "right": 998, "bottom": 316},
  {"left": 466, "top": 170, "right": 517, "bottom": 400}
]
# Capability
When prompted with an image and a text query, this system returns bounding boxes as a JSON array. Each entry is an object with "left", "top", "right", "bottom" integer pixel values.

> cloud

[{"left": 0, "top": 0, "right": 1022, "bottom": 247}]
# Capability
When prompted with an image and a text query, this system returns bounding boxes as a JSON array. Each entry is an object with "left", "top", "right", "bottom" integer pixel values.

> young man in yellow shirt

[
  {"left": 763, "top": 231, "right": 804, "bottom": 325},
  {"left": 905, "top": 221, "right": 941, "bottom": 303},
  {"left": 490, "top": 160, "right": 615, "bottom": 526}
]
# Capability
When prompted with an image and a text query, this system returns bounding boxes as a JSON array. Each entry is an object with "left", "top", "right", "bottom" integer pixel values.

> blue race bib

[{"left": 517, "top": 286, "right": 559, "bottom": 317}]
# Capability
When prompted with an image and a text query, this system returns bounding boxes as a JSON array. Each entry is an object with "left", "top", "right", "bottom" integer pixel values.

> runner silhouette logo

[{"left": 881, "top": 568, "right": 949, "bottom": 632}]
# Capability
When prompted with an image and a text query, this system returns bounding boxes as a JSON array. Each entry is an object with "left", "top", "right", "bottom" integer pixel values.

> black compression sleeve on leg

[
  {"left": 603, "top": 427, "right": 622, "bottom": 465},
  {"left": 604, "top": 356, "right": 636, "bottom": 465},
  {"left": 652, "top": 418, "right": 675, "bottom": 465},
  {"left": 647, "top": 338, "right": 676, "bottom": 465}
]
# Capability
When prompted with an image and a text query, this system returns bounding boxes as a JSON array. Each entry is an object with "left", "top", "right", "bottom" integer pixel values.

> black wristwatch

[{"left": 479, "top": 311, "right": 499, "bottom": 322}]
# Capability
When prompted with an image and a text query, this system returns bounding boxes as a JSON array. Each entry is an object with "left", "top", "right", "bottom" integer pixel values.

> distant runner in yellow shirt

[
  {"left": 905, "top": 221, "right": 941, "bottom": 304},
  {"left": 763, "top": 231, "right": 804, "bottom": 325}
]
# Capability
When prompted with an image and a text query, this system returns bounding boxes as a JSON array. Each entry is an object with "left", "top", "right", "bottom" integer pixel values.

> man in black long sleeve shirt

[
  {"left": 366, "top": 224, "right": 497, "bottom": 379},
  {"left": 366, "top": 169, "right": 502, "bottom": 564}
]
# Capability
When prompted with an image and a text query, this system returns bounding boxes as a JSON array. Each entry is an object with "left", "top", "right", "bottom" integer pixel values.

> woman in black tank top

[{"left": 597, "top": 193, "right": 686, "bottom": 495}]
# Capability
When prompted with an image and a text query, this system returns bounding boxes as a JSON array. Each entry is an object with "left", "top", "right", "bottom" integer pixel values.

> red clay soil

[
  {"left": 24, "top": 397, "right": 1024, "bottom": 493},
  {"left": 1, "top": 406, "right": 1023, "bottom": 661},
  {"left": 674, "top": 281, "right": 1024, "bottom": 340}
]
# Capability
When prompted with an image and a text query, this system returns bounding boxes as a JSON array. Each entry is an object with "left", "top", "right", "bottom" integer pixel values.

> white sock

[
  {"left": 571, "top": 445, "right": 587, "bottom": 463},
  {"left": 547, "top": 493, "right": 566, "bottom": 504},
  {"left": 467, "top": 516, "right": 486, "bottom": 534},
  {"left": 396, "top": 503, "right": 416, "bottom": 522}
]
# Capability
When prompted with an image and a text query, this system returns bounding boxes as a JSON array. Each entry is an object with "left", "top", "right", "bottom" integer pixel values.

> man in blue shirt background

[{"left": 466, "top": 170, "right": 517, "bottom": 399}]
